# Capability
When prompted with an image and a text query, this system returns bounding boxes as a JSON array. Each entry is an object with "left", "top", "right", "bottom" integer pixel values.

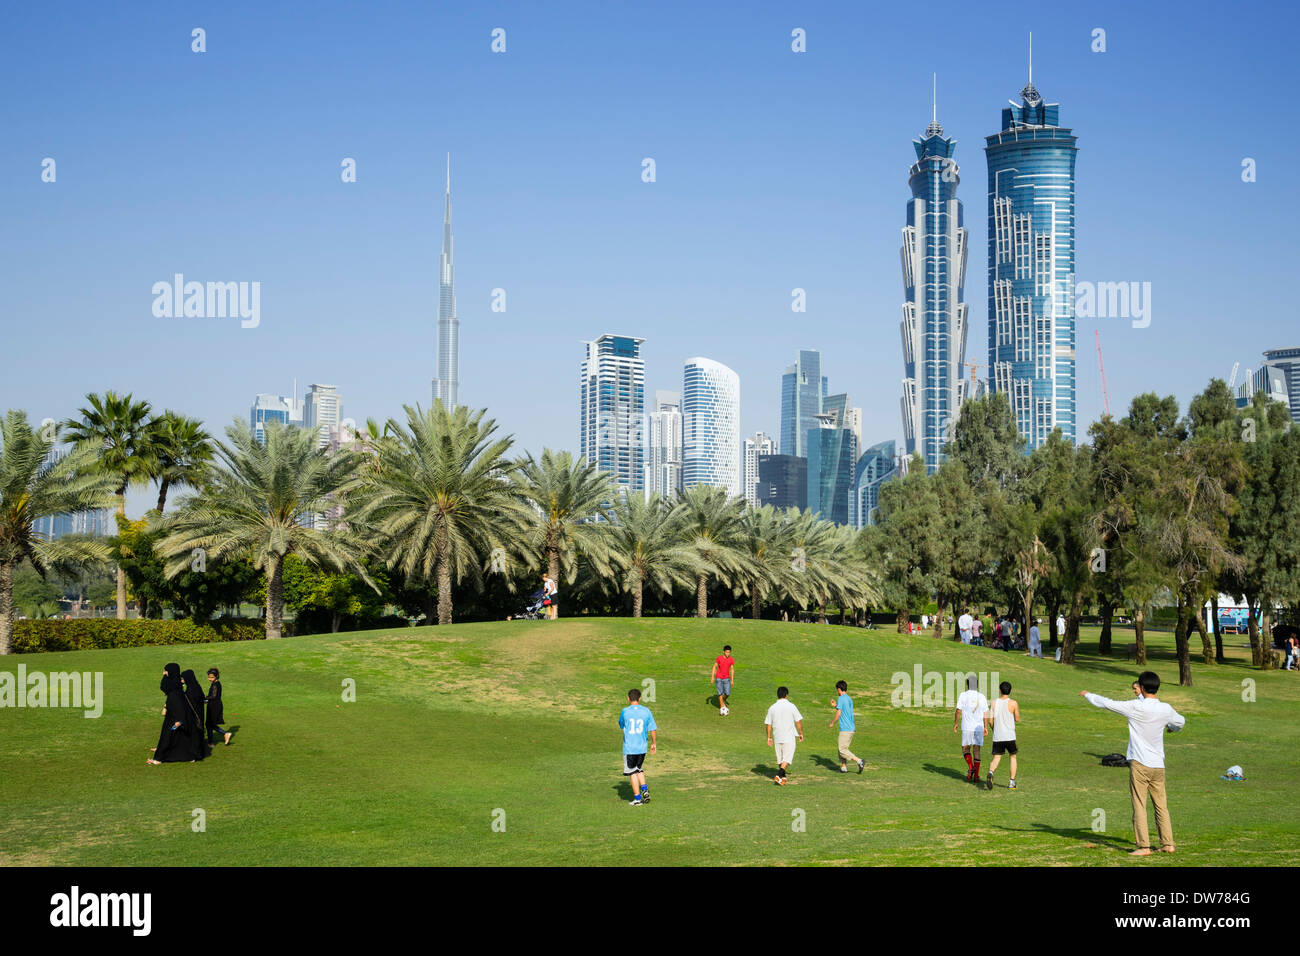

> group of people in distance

[
  {"left": 954, "top": 607, "right": 1040, "bottom": 654},
  {"left": 148, "top": 663, "right": 232, "bottom": 765},
  {"left": 622, "top": 644, "right": 1189, "bottom": 856}
]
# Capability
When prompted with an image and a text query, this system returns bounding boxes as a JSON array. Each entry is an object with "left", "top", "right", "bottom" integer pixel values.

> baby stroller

[{"left": 517, "top": 588, "right": 549, "bottom": 620}]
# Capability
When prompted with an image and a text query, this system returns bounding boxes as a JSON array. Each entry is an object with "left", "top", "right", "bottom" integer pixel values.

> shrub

[{"left": 10, "top": 618, "right": 283, "bottom": 654}]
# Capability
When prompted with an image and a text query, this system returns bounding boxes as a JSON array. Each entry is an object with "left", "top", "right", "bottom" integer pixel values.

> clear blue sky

[{"left": 3, "top": 0, "right": 1296, "bottom": 516}]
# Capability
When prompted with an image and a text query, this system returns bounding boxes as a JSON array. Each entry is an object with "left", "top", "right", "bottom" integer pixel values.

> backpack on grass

[{"left": 1100, "top": 753, "right": 1130, "bottom": 767}]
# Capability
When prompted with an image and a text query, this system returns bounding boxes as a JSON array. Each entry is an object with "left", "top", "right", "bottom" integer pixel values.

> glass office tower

[
  {"left": 682, "top": 357, "right": 741, "bottom": 495},
  {"left": 985, "top": 68, "right": 1078, "bottom": 448},
  {"left": 780, "top": 350, "right": 828, "bottom": 460},
  {"left": 901, "top": 103, "right": 969, "bottom": 473},
  {"left": 580, "top": 335, "right": 646, "bottom": 493}
]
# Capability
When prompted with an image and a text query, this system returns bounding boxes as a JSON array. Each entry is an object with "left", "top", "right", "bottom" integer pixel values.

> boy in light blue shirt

[
  {"left": 618, "top": 688, "right": 658, "bottom": 806},
  {"left": 828, "top": 679, "right": 864, "bottom": 774}
]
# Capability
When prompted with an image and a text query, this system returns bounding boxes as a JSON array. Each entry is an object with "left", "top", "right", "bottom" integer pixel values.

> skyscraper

[
  {"left": 780, "top": 350, "right": 827, "bottom": 459},
  {"left": 755, "top": 454, "right": 807, "bottom": 510},
  {"left": 742, "top": 431, "right": 776, "bottom": 506},
  {"left": 682, "top": 357, "right": 740, "bottom": 495},
  {"left": 850, "top": 440, "right": 899, "bottom": 529},
  {"left": 250, "top": 392, "right": 303, "bottom": 443},
  {"left": 304, "top": 384, "right": 342, "bottom": 449},
  {"left": 1261, "top": 347, "right": 1300, "bottom": 422},
  {"left": 900, "top": 78, "right": 969, "bottom": 474},
  {"left": 644, "top": 389, "right": 683, "bottom": 499},
  {"left": 580, "top": 335, "right": 646, "bottom": 493},
  {"left": 807, "top": 412, "right": 857, "bottom": 526},
  {"left": 985, "top": 42, "right": 1078, "bottom": 448},
  {"left": 433, "top": 155, "right": 460, "bottom": 410}
]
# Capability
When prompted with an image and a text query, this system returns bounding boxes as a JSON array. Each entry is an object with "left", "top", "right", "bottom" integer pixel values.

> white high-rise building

[
  {"left": 304, "top": 384, "right": 342, "bottom": 450},
  {"left": 682, "top": 357, "right": 741, "bottom": 496},
  {"left": 580, "top": 335, "right": 646, "bottom": 493},
  {"left": 644, "top": 389, "right": 682, "bottom": 500},
  {"left": 742, "top": 431, "right": 776, "bottom": 506},
  {"left": 433, "top": 155, "right": 460, "bottom": 410}
]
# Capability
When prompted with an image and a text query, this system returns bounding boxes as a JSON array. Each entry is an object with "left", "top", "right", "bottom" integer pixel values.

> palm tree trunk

[
  {"left": 115, "top": 491, "right": 127, "bottom": 620},
  {"left": 0, "top": 561, "right": 14, "bottom": 655},
  {"left": 1133, "top": 606, "right": 1147, "bottom": 665},
  {"left": 632, "top": 577, "right": 643, "bottom": 618},
  {"left": 895, "top": 608, "right": 908, "bottom": 633},
  {"left": 1261, "top": 604, "right": 1276, "bottom": 669},
  {"left": 696, "top": 573, "right": 708, "bottom": 618},
  {"left": 265, "top": 556, "right": 284, "bottom": 639},
  {"left": 751, "top": 589, "right": 761, "bottom": 621},
  {"left": 156, "top": 478, "right": 171, "bottom": 514},
  {"left": 437, "top": 550, "right": 453, "bottom": 627}
]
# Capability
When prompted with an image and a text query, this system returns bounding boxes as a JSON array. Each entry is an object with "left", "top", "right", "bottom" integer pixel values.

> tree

[
  {"left": 0, "top": 411, "right": 118, "bottom": 653},
  {"left": 871, "top": 454, "right": 940, "bottom": 632},
  {"left": 347, "top": 402, "right": 526, "bottom": 626},
  {"left": 605, "top": 493, "right": 697, "bottom": 616},
  {"left": 63, "top": 391, "right": 156, "bottom": 619},
  {"left": 157, "top": 420, "right": 373, "bottom": 639},
  {"left": 147, "top": 411, "right": 214, "bottom": 513},
  {"left": 512, "top": 449, "right": 615, "bottom": 592},
  {"left": 734, "top": 504, "right": 793, "bottom": 620},
  {"left": 676, "top": 485, "right": 751, "bottom": 618}
]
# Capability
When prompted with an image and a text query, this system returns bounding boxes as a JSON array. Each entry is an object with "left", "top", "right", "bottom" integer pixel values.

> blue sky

[{"left": 3, "top": 0, "right": 1297, "bottom": 515}]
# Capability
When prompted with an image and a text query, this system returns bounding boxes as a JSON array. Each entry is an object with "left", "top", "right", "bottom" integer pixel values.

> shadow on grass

[
  {"left": 922, "top": 762, "right": 970, "bottom": 782},
  {"left": 992, "top": 823, "right": 1131, "bottom": 852},
  {"left": 611, "top": 781, "right": 636, "bottom": 801},
  {"left": 750, "top": 764, "right": 781, "bottom": 779},
  {"left": 810, "top": 753, "right": 843, "bottom": 773}
]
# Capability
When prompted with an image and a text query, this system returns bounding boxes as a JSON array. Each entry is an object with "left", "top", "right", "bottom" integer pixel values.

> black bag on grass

[{"left": 1101, "top": 753, "right": 1130, "bottom": 767}]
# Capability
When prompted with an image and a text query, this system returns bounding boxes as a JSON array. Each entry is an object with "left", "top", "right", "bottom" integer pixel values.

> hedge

[{"left": 10, "top": 618, "right": 284, "bottom": 654}]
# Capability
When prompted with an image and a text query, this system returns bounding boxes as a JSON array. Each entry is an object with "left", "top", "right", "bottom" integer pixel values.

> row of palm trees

[{"left": 0, "top": 400, "right": 882, "bottom": 651}]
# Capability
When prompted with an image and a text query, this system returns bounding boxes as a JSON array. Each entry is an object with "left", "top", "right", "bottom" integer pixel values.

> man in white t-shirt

[
  {"left": 1027, "top": 619, "right": 1042, "bottom": 658},
  {"left": 958, "top": 609, "right": 974, "bottom": 644},
  {"left": 764, "top": 686, "right": 804, "bottom": 786},
  {"left": 1080, "top": 671, "right": 1186, "bottom": 856},
  {"left": 953, "top": 675, "right": 989, "bottom": 782}
]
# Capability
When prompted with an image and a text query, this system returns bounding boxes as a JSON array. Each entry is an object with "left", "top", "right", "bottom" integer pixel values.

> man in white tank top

[{"left": 985, "top": 680, "right": 1020, "bottom": 790}]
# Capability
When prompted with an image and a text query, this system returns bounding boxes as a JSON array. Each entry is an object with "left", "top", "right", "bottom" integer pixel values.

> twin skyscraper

[{"left": 902, "top": 50, "right": 1078, "bottom": 473}]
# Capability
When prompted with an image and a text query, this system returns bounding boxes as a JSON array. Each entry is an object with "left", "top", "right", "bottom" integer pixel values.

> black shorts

[
  {"left": 622, "top": 753, "right": 646, "bottom": 775},
  {"left": 992, "top": 739, "right": 1018, "bottom": 755}
]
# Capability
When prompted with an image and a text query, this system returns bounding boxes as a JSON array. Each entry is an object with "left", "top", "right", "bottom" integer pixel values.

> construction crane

[{"left": 1095, "top": 330, "right": 1111, "bottom": 417}]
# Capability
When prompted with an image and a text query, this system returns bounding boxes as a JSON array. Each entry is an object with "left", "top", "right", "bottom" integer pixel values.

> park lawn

[{"left": 0, "top": 618, "right": 1294, "bottom": 867}]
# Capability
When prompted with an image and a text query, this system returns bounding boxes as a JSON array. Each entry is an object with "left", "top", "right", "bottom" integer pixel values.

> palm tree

[
  {"left": 348, "top": 402, "right": 526, "bottom": 626},
  {"left": 734, "top": 504, "right": 793, "bottom": 620},
  {"left": 156, "top": 420, "right": 372, "bottom": 639},
  {"left": 677, "top": 484, "right": 752, "bottom": 617},
  {"left": 62, "top": 391, "right": 155, "bottom": 619},
  {"left": 147, "top": 411, "right": 214, "bottom": 513},
  {"left": 605, "top": 493, "right": 698, "bottom": 616},
  {"left": 512, "top": 449, "right": 616, "bottom": 594},
  {"left": 1, "top": 411, "right": 118, "bottom": 654}
]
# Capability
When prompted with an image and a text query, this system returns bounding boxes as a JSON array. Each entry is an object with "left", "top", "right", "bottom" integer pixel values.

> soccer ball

[{"left": 720, "top": 706, "right": 729, "bottom": 716}]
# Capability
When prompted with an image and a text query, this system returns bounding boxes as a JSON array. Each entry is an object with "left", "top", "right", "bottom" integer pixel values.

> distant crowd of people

[{"left": 148, "top": 663, "right": 232, "bottom": 765}]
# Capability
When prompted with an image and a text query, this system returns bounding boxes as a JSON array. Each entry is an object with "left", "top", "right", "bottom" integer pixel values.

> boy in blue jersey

[
  {"left": 828, "top": 680, "right": 864, "bottom": 774},
  {"left": 619, "top": 688, "right": 658, "bottom": 806}
]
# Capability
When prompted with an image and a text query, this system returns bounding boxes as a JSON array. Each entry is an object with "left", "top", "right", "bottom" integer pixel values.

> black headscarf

[
  {"left": 160, "top": 662, "right": 181, "bottom": 694},
  {"left": 180, "top": 669, "right": 206, "bottom": 725}
]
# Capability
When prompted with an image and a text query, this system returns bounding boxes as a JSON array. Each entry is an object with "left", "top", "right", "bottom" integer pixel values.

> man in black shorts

[{"left": 985, "top": 680, "right": 1020, "bottom": 790}]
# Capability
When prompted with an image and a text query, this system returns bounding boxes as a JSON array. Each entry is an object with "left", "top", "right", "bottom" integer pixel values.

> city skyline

[{"left": 6, "top": 2, "right": 1297, "bottom": 521}]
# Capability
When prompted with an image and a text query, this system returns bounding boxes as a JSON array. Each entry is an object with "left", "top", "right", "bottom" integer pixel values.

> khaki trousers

[
  {"left": 837, "top": 731, "right": 859, "bottom": 764},
  {"left": 1129, "top": 760, "right": 1174, "bottom": 850}
]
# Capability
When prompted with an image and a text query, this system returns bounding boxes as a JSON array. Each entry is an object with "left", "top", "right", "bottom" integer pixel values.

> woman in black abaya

[
  {"left": 149, "top": 663, "right": 196, "bottom": 764},
  {"left": 180, "top": 669, "right": 212, "bottom": 760}
]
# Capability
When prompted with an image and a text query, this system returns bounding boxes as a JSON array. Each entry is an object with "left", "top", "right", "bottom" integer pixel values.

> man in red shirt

[{"left": 710, "top": 645, "right": 736, "bottom": 715}]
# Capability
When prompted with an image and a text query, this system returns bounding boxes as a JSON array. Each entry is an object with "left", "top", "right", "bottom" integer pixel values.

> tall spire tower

[{"left": 433, "top": 153, "right": 460, "bottom": 409}]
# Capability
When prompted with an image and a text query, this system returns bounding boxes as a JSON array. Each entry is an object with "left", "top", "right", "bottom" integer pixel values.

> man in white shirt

[
  {"left": 764, "top": 686, "right": 804, "bottom": 786},
  {"left": 1056, "top": 613, "right": 1066, "bottom": 639},
  {"left": 1080, "top": 671, "right": 1186, "bottom": 856},
  {"left": 1027, "top": 619, "right": 1042, "bottom": 658},
  {"left": 958, "top": 608, "right": 974, "bottom": 644},
  {"left": 953, "top": 675, "right": 989, "bottom": 782}
]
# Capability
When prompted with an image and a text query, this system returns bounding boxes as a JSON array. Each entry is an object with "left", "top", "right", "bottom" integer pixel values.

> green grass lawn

[{"left": 1, "top": 618, "right": 1294, "bottom": 866}]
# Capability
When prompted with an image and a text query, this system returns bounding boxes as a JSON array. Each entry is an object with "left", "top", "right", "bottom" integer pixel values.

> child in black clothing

[{"left": 205, "top": 668, "right": 232, "bottom": 745}]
